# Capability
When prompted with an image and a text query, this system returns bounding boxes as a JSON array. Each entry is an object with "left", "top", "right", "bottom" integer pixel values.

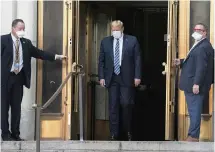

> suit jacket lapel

[
  {"left": 122, "top": 35, "right": 128, "bottom": 61},
  {"left": 184, "top": 38, "right": 206, "bottom": 63},
  {"left": 8, "top": 34, "right": 13, "bottom": 54},
  {"left": 110, "top": 36, "right": 114, "bottom": 61},
  {"left": 20, "top": 38, "right": 27, "bottom": 61},
  {"left": 7, "top": 34, "right": 14, "bottom": 68}
]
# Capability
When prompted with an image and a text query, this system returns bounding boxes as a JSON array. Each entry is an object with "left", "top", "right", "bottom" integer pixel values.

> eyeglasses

[{"left": 193, "top": 28, "right": 205, "bottom": 32}]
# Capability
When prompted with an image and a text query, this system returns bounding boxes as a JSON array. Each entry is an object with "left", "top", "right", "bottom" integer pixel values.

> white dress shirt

[
  {"left": 10, "top": 34, "right": 23, "bottom": 72},
  {"left": 113, "top": 35, "right": 123, "bottom": 66}
]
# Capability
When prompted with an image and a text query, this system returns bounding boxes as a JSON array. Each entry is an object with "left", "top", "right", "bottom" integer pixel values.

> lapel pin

[{"left": 21, "top": 38, "right": 25, "bottom": 44}]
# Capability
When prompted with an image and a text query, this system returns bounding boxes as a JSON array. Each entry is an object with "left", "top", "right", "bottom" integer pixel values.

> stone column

[
  {"left": 16, "top": 0, "right": 37, "bottom": 140},
  {"left": 1, "top": 1, "right": 17, "bottom": 34}
]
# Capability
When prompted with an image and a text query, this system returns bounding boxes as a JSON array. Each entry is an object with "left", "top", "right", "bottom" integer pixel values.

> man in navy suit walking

[
  {"left": 174, "top": 23, "right": 214, "bottom": 142},
  {"left": 98, "top": 20, "right": 141, "bottom": 141}
]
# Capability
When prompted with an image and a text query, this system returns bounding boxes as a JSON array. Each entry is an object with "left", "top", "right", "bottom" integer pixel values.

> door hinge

[
  {"left": 169, "top": 100, "right": 175, "bottom": 113},
  {"left": 167, "top": 34, "right": 170, "bottom": 47},
  {"left": 64, "top": 96, "right": 68, "bottom": 106},
  {"left": 65, "top": 0, "right": 72, "bottom": 10},
  {"left": 169, "top": 100, "right": 175, "bottom": 106},
  {"left": 69, "top": 37, "right": 72, "bottom": 45},
  {"left": 173, "top": 0, "right": 179, "bottom": 5}
]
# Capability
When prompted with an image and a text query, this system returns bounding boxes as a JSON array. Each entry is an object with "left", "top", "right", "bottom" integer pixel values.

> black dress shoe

[
  {"left": 110, "top": 135, "right": 118, "bottom": 141},
  {"left": 11, "top": 134, "right": 24, "bottom": 141},
  {"left": 2, "top": 134, "right": 13, "bottom": 141},
  {"left": 127, "top": 132, "right": 132, "bottom": 141}
]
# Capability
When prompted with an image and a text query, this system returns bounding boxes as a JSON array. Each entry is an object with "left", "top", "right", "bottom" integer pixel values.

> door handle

[
  {"left": 50, "top": 81, "right": 55, "bottom": 88},
  {"left": 72, "top": 62, "right": 84, "bottom": 73},
  {"left": 50, "top": 81, "right": 55, "bottom": 84},
  {"left": 162, "top": 62, "right": 167, "bottom": 75}
]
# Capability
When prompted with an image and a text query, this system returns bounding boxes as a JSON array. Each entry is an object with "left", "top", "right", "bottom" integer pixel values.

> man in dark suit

[
  {"left": 174, "top": 23, "right": 214, "bottom": 142},
  {"left": 1, "top": 19, "right": 66, "bottom": 141},
  {"left": 98, "top": 20, "right": 141, "bottom": 141}
]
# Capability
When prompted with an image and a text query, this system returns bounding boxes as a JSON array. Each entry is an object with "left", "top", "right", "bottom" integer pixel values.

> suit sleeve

[
  {"left": 1, "top": 36, "right": 5, "bottom": 56},
  {"left": 28, "top": 40, "right": 55, "bottom": 61},
  {"left": 98, "top": 40, "right": 105, "bottom": 80},
  {"left": 194, "top": 47, "right": 208, "bottom": 86},
  {"left": 134, "top": 38, "right": 141, "bottom": 79}
]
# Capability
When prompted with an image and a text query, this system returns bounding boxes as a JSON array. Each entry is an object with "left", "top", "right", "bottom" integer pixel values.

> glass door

[{"left": 164, "top": 0, "right": 178, "bottom": 140}]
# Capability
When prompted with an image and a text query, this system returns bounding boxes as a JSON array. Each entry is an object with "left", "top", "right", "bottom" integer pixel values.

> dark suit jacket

[
  {"left": 98, "top": 34, "right": 141, "bottom": 87},
  {"left": 1, "top": 34, "right": 55, "bottom": 88},
  {"left": 179, "top": 38, "right": 214, "bottom": 93}
]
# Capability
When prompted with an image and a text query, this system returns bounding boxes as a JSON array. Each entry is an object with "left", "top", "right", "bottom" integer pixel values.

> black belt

[
  {"left": 10, "top": 69, "right": 24, "bottom": 76},
  {"left": 113, "top": 73, "right": 121, "bottom": 76}
]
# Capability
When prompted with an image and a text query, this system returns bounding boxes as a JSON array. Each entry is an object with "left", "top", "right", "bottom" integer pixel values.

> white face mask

[
  {"left": 112, "top": 31, "right": 122, "bottom": 39},
  {"left": 16, "top": 30, "right": 25, "bottom": 38},
  {"left": 192, "top": 32, "right": 203, "bottom": 41}
]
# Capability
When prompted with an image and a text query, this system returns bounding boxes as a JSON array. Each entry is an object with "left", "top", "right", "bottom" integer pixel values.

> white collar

[
  {"left": 11, "top": 33, "right": 20, "bottom": 42},
  {"left": 114, "top": 33, "right": 124, "bottom": 41},
  {"left": 194, "top": 37, "right": 206, "bottom": 44}
]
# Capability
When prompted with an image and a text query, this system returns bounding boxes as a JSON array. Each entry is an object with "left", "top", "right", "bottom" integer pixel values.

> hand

[
  {"left": 100, "top": 79, "right": 105, "bottom": 87},
  {"left": 134, "top": 79, "right": 141, "bottom": 87},
  {"left": 55, "top": 54, "right": 67, "bottom": 60},
  {"left": 193, "top": 84, "right": 199, "bottom": 94},
  {"left": 173, "top": 59, "right": 181, "bottom": 66}
]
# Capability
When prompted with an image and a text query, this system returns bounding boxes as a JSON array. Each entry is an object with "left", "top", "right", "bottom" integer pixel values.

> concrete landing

[{"left": 1, "top": 141, "right": 214, "bottom": 152}]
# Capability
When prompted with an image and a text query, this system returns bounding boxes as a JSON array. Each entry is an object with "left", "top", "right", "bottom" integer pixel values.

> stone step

[
  {"left": 1, "top": 151, "right": 211, "bottom": 152},
  {"left": 1, "top": 141, "right": 214, "bottom": 152}
]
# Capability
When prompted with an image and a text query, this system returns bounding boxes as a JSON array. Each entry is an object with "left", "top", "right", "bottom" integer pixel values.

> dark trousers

[
  {"left": 184, "top": 91, "right": 205, "bottom": 139},
  {"left": 1, "top": 71, "right": 24, "bottom": 137},
  {"left": 108, "top": 74, "right": 134, "bottom": 137}
]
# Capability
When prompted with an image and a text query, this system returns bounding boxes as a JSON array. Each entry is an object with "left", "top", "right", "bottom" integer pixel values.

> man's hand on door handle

[
  {"left": 173, "top": 58, "right": 181, "bottom": 66},
  {"left": 55, "top": 54, "right": 67, "bottom": 60}
]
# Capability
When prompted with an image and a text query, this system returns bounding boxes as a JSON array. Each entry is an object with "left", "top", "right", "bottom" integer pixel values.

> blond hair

[{"left": 111, "top": 20, "right": 124, "bottom": 31}]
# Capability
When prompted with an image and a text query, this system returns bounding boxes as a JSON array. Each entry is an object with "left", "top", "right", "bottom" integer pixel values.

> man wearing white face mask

[
  {"left": 173, "top": 23, "right": 214, "bottom": 142},
  {"left": 98, "top": 20, "right": 141, "bottom": 141},
  {"left": 1, "top": 19, "right": 67, "bottom": 141}
]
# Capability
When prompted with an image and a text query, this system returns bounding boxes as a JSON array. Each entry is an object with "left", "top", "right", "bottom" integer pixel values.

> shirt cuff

[{"left": 55, "top": 55, "right": 57, "bottom": 60}]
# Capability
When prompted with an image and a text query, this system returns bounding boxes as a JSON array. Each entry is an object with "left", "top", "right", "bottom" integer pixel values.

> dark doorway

[
  {"left": 115, "top": 5, "right": 168, "bottom": 141},
  {"left": 87, "top": 1, "right": 170, "bottom": 141}
]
